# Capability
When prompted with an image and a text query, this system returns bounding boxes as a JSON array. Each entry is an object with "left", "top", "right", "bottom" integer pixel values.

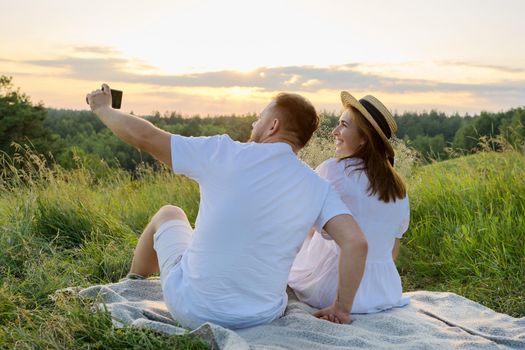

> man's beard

[{"left": 249, "top": 130, "right": 260, "bottom": 142}]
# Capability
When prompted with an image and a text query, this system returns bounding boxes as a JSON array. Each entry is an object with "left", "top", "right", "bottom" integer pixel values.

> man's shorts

[{"left": 153, "top": 219, "right": 193, "bottom": 286}]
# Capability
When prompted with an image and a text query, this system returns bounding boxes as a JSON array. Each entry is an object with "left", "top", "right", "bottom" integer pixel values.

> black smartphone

[
  {"left": 85, "top": 88, "right": 123, "bottom": 109},
  {"left": 110, "top": 89, "right": 123, "bottom": 109}
]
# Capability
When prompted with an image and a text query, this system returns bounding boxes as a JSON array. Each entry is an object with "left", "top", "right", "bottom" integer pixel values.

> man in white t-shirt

[{"left": 86, "top": 84, "right": 368, "bottom": 329}]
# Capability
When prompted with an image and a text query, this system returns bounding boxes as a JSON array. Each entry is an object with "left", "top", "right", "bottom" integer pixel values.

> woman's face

[{"left": 332, "top": 109, "right": 366, "bottom": 157}]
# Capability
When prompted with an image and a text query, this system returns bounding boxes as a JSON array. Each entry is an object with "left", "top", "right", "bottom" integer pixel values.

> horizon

[
  {"left": 42, "top": 103, "right": 524, "bottom": 119},
  {"left": 1, "top": 0, "right": 524, "bottom": 116}
]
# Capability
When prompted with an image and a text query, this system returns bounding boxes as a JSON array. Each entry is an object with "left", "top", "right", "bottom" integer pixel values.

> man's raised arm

[
  {"left": 313, "top": 214, "right": 368, "bottom": 324},
  {"left": 86, "top": 84, "right": 172, "bottom": 168}
]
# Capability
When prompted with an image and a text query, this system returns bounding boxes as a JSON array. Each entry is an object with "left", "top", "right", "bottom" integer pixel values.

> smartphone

[
  {"left": 110, "top": 89, "right": 123, "bottom": 109},
  {"left": 85, "top": 88, "right": 123, "bottom": 109}
]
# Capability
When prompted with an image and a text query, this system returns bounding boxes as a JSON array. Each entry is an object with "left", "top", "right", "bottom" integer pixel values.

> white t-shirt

[
  {"left": 289, "top": 158, "right": 410, "bottom": 313},
  {"left": 163, "top": 135, "right": 351, "bottom": 329}
]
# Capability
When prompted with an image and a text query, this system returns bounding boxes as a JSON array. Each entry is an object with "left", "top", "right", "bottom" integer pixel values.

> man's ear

[{"left": 267, "top": 118, "right": 280, "bottom": 136}]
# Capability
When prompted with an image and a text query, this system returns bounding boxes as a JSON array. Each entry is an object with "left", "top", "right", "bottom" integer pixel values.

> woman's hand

[{"left": 313, "top": 303, "right": 352, "bottom": 324}]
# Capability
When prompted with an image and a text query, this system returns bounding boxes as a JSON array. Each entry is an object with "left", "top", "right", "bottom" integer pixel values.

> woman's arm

[
  {"left": 307, "top": 227, "right": 316, "bottom": 239},
  {"left": 392, "top": 239, "right": 401, "bottom": 261}
]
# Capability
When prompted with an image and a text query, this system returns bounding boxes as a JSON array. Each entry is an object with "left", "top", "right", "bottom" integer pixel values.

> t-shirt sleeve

[
  {"left": 170, "top": 134, "right": 232, "bottom": 181},
  {"left": 395, "top": 196, "right": 410, "bottom": 239},
  {"left": 314, "top": 184, "right": 352, "bottom": 240}
]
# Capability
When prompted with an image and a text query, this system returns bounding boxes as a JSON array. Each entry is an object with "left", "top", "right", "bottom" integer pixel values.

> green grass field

[
  {"left": 0, "top": 149, "right": 523, "bottom": 348},
  {"left": 400, "top": 151, "right": 524, "bottom": 317}
]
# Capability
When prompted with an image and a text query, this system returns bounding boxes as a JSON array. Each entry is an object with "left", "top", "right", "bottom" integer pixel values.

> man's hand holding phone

[{"left": 86, "top": 84, "right": 122, "bottom": 112}]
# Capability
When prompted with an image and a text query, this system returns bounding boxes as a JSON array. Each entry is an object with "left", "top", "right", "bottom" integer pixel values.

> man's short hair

[{"left": 273, "top": 93, "right": 319, "bottom": 149}]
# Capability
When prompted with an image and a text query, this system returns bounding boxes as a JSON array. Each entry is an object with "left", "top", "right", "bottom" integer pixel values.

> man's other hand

[
  {"left": 86, "top": 84, "right": 111, "bottom": 112},
  {"left": 313, "top": 303, "right": 352, "bottom": 324}
]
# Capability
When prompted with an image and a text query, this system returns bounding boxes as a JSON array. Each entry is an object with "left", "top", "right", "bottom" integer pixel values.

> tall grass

[
  {"left": 0, "top": 149, "right": 205, "bottom": 349},
  {"left": 0, "top": 142, "right": 523, "bottom": 348},
  {"left": 400, "top": 151, "right": 525, "bottom": 317}
]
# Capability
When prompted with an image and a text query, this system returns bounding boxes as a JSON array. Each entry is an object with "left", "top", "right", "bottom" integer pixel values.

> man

[{"left": 86, "top": 84, "right": 368, "bottom": 329}]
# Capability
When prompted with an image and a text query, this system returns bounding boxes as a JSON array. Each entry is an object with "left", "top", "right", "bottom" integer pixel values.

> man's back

[
  {"left": 164, "top": 135, "right": 343, "bottom": 329},
  {"left": 86, "top": 87, "right": 367, "bottom": 329}
]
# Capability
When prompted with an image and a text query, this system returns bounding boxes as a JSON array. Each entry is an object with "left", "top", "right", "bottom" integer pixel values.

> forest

[{"left": 1, "top": 75, "right": 524, "bottom": 173}]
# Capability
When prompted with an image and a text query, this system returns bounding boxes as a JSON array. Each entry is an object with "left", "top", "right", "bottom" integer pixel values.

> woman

[{"left": 289, "top": 91, "right": 410, "bottom": 313}]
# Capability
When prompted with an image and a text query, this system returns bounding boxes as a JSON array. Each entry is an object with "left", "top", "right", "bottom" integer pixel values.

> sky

[{"left": 1, "top": 0, "right": 524, "bottom": 116}]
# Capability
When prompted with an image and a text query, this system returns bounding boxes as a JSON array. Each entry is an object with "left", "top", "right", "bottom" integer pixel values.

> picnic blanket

[{"left": 59, "top": 278, "right": 524, "bottom": 349}]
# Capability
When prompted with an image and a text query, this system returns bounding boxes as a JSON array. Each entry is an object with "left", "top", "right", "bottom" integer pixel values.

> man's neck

[{"left": 261, "top": 136, "right": 299, "bottom": 154}]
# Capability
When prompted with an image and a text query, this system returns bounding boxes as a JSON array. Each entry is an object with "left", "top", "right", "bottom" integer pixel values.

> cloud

[
  {"left": 440, "top": 60, "right": 525, "bottom": 73},
  {"left": 72, "top": 45, "right": 121, "bottom": 55},
  {"left": 15, "top": 55, "right": 525, "bottom": 98}
]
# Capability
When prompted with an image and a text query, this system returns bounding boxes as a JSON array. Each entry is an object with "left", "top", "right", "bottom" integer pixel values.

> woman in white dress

[{"left": 289, "top": 91, "right": 410, "bottom": 314}]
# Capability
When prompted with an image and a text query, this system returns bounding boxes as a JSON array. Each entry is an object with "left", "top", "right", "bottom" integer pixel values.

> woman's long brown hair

[{"left": 342, "top": 107, "right": 406, "bottom": 203}]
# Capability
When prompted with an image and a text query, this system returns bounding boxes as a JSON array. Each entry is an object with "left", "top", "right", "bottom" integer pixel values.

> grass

[
  {"left": 399, "top": 151, "right": 525, "bottom": 317},
  {"left": 0, "top": 147, "right": 523, "bottom": 348},
  {"left": 0, "top": 155, "right": 205, "bottom": 349}
]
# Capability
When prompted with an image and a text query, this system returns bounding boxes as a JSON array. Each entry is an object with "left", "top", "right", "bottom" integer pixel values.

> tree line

[{"left": 1, "top": 75, "right": 524, "bottom": 173}]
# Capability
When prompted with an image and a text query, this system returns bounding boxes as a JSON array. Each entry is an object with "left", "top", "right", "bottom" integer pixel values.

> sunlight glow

[{"left": 1, "top": 0, "right": 524, "bottom": 115}]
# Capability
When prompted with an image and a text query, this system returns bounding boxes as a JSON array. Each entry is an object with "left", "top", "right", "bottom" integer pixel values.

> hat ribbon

[{"left": 359, "top": 99, "right": 392, "bottom": 139}]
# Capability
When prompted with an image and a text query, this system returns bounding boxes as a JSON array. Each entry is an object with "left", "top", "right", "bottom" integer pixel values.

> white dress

[{"left": 288, "top": 158, "right": 411, "bottom": 313}]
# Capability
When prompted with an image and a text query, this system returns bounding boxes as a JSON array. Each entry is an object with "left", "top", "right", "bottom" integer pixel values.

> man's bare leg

[{"left": 129, "top": 205, "right": 189, "bottom": 278}]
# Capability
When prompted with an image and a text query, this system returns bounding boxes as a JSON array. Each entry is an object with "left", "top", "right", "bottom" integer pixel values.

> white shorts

[{"left": 153, "top": 219, "right": 193, "bottom": 285}]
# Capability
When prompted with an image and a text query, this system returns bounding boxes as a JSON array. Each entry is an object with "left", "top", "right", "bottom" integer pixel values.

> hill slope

[
  {"left": 0, "top": 150, "right": 523, "bottom": 347},
  {"left": 400, "top": 151, "right": 524, "bottom": 317}
]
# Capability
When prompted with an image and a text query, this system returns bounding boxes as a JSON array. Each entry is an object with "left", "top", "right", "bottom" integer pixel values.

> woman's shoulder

[
  {"left": 314, "top": 158, "right": 334, "bottom": 174},
  {"left": 316, "top": 158, "right": 348, "bottom": 178},
  {"left": 316, "top": 158, "right": 366, "bottom": 190},
  {"left": 317, "top": 157, "right": 362, "bottom": 171},
  {"left": 316, "top": 158, "right": 337, "bottom": 170}
]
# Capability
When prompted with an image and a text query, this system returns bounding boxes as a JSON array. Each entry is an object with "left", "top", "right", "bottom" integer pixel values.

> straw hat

[{"left": 340, "top": 91, "right": 397, "bottom": 159}]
